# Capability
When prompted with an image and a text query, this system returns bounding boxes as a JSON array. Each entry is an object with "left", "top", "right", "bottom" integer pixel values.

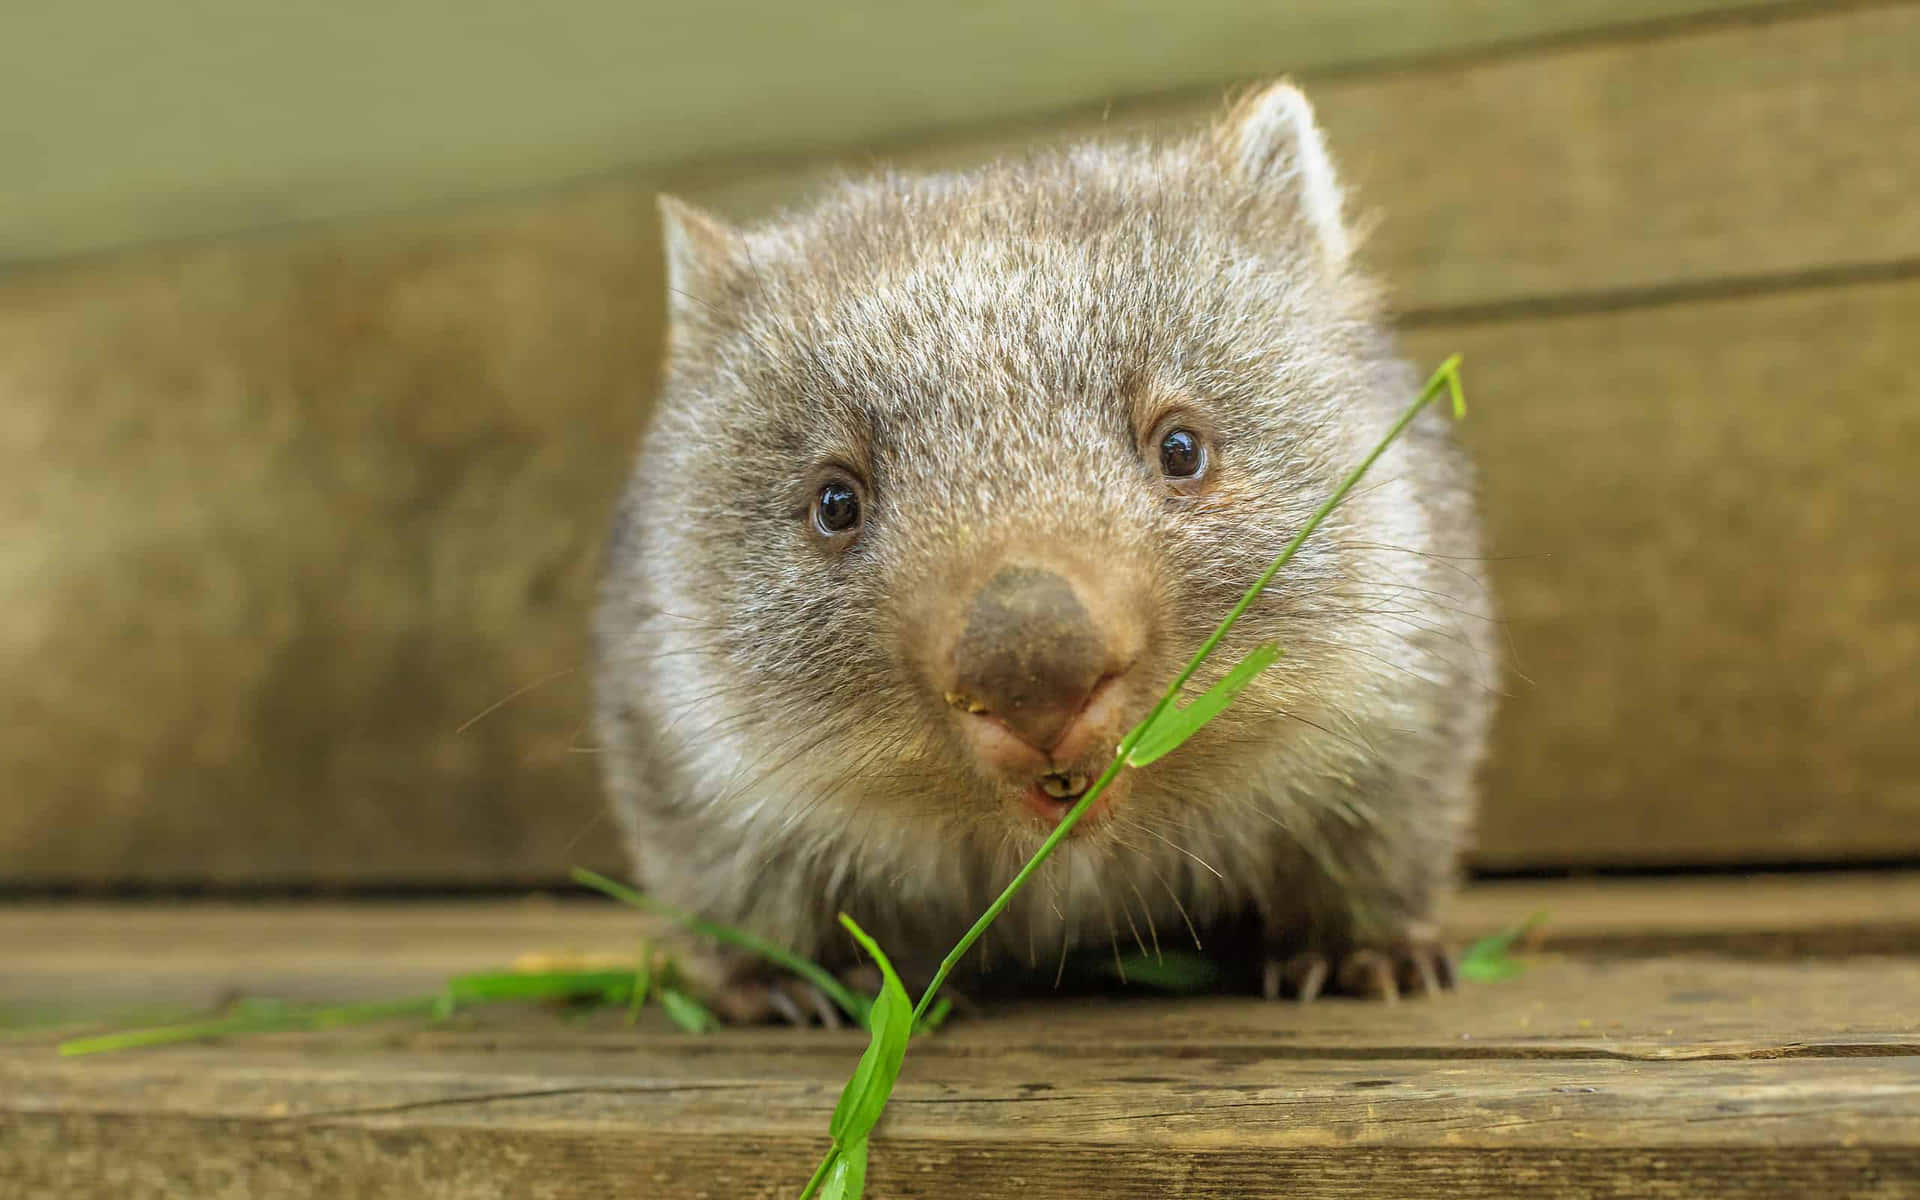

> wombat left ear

[
  {"left": 657, "top": 194, "right": 742, "bottom": 329},
  {"left": 1215, "top": 82, "right": 1351, "bottom": 271}
]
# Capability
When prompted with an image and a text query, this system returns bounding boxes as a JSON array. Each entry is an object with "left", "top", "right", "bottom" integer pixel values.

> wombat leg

[
  {"left": 1260, "top": 939, "right": 1456, "bottom": 1003},
  {"left": 659, "top": 945, "right": 836, "bottom": 1026},
  {"left": 682, "top": 954, "right": 973, "bottom": 1028}
]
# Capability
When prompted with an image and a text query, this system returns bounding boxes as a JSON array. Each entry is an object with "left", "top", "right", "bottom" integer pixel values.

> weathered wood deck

[{"left": 5, "top": 873, "right": 1919, "bottom": 1198}]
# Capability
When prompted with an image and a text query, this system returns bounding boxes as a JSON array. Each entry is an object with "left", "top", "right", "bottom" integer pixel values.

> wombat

[{"left": 594, "top": 82, "right": 1499, "bottom": 1021}]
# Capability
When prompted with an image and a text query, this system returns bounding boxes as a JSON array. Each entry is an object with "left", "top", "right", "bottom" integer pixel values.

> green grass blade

[
  {"left": 1458, "top": 910, "right": 1548, "bottom": 983},
  {"left": 806, "top": 915, "right": 913, "bottom": 1198},
  {"left": 913, "top": 994, "right": 953, "bottom": 1036},
  {"left": 798, "top": 1151, "right": 840, "bottom": 1200},
  {"left": 827, "top": 916, "right": 912, "bottom": 1144},
  {"left": 626, "top": 950, "right": 653, "bottom": 1026},
  {"left": 443, "top": 969, "right": 636, "bottom": 1005},
  {"left": 1440, "top": 353, "right": 1467, "bottom": 417},
  {"left": 1125, "top": 644, "right": 1282, "bottom": 767},
  {"left": 57, "top": 997, "right": 440, "bottom": 1057},
  {"left": 818, "top": 1137, "right": 868, "bottom": 1200},
  {"left": 571, "top": 866, "right": 871, "bottom": 1027},
  {"left": 658, "top": 986, "right": 719, "bottom": 1034}
]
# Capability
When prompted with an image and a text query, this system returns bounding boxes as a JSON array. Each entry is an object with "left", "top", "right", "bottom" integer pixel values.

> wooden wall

[{"left": 2, "top": 1, "right": 1914, "bottom": 884}]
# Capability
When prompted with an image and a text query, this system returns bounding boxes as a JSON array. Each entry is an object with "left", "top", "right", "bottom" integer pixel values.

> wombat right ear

[
  {"left": 1214, "top": 82, "right": 1352, "bottom": 272},
  {"left": 657, "top": 195, "right": 741, "bottom": 327}
]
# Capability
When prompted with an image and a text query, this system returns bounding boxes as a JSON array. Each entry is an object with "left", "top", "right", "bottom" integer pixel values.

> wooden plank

[
  {"left": 5, "top": 1115, "right": 1917, "bottom": 1200},
  {"left": 0, "top": 193, "right": 649, "bottom": 887},
  {"left": 708, "top": 1, "right": 1920, "bottom": 314},
  {"left": 4, "top": 949, "right": 1920, "bottom": 1196},
  {"left": 6, "top": 875, "right": 1920, "bottom": 1032},
  {"left": 1324, "top": 1, "right": 1920, "bottom": 314},
  {"left": 1441, "top": 873, "right": 1920, "bottom": 956},
  {"left": 7, "top": 1046, "right": 1920, "bottom": 1143},
  {"left": 1403, "top": 277, "right": 1920, "bottom": 866},
  {"left": 8, "top": 268, "right": 1910, "bottom": 884},
  {"left": 4, "top": 6, "right": 1918, "bottom": 883},
  {"left": 3, "top": 0, "right": 1804, "bottom": 263},
  {"left": 7, "top": 875, "right": 1917, "bottom": 1020}
]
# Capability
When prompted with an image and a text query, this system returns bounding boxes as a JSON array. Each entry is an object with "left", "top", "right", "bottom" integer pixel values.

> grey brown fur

[{"left": 595, "top": 83, "right": 1498, "bottom": 1015}]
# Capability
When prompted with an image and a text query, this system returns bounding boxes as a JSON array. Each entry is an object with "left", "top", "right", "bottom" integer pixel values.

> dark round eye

[
  {"left": 814, "top": 480, "right": 862, "bottom": 535},
  {"left": 1158, "top": 428, "right": 1204, "bottom": 479}
]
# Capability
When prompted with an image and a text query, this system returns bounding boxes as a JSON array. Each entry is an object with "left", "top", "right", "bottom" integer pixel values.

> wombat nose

[{"left": 948, "top": 566, "right": 1110, "bottom": 753}]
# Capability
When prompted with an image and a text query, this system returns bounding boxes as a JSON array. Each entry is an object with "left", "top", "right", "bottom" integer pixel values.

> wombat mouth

[
  {"left": 1038, "top": 771, "right": 1091, "bottom": 800},
  {"left": 1022, "top": 770, "right": 1114, "bottom": 832}
]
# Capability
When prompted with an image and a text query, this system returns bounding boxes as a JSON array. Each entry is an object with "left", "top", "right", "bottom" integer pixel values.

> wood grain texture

[
  {"left": 3, "top": 5, "right": 1917, "bottom": 883},
  {"left": 707, "top": 1, "right": 1920, "bottom": 315},
  {"left": 2, "top": 0, "right": 1805, "bottom": 262},
  {"left": 4, "top": 887, "right": 1920, "bottom": 1198},
  {"left": 1403, "top": 277, "right": 1920, "bottom": 866},
  {"left": 0, "top": 194, "right": 653, "bottom": 885},
  {"left": 7, "top": 875, "right": 1917, "bottom": 1019}
]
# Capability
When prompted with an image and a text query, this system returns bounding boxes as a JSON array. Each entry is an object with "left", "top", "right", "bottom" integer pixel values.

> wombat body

[{"left": 595, "top": 84, "right": 1499, "bottom": 1017}]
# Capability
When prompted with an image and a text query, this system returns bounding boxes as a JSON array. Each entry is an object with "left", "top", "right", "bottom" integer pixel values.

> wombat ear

[
  {"left": 657, "top": 194, "right": 741, "bottom": 326},
  {"left": 1215, "top": 82, "right": 1351, "bottom": 270}
]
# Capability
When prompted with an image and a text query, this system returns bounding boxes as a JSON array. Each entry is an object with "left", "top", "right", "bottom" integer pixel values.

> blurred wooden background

[{"left": 2, "top": 1, "right": 1914, "bottom": 886}]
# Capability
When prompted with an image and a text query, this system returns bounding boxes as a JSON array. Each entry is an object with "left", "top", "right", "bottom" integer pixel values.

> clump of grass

[
  {"left": 53, "top": 963, "right": 723, "bottom": 1056},
  {"left": 570, "top": 867, "right": 873, "bottom": 1026}
]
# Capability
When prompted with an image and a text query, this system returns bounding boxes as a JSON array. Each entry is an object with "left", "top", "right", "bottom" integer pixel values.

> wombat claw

[
  {"left": 1263, "top": 942, "right": 1456, "bottom": 1003},
  {"left": 764, "top": 977, "right": 850, "bottom": 1028}
]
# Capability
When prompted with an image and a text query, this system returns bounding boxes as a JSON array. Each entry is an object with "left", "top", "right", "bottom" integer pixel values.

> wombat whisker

[
  {"left": 1137, "top": 822, "right": 1225, "bottom": 881},
  {"left": 1094, "top": 841, "right": 1163, "bottom": 962},
  {"left": 1293, "top": 685, "right": 1385, "bottom": 751},
  {"left": 1322, "top": 588, "right": 1501, "bottom": 638},
  {"left": 810, "top": 726, "right": 931, "bottom": 829},
  {"left": 1293, "top": 636, "right": 1449, "bottom": 689},
  {"left": 1333, "top": 539, "right": 1508, "bottom": 589},
  {"left": 1134, "top": 895, "right": 1163, "bottom": 962},
  {"left": 621, "top": 642, "right": 739, "bottom": 669},
  {"left": 1332, "top": 601, "right": 1499, "bottom": 656},
  {"left": 1324, "top": 604, "right": 1493, "bottom": 662},
  {"left": 655, "top": 702, "right": 773, "bottom": 750},
  {"left": 1273, "top": 705, "right": 1380, "bottom": 758},
  {"left": 454, "top": 666, "right": 580, "bottom": 734},
  {"left": 1312, "top": 618, "right": 1502, "bottom": 693},
  {"left": 1325, "top": 571, "right": 1495, "bottom": 616},
  {"left": 636, "top": 606, "right": 729, "bottom": 630},
  {"left": 563, "top": 720, "right": 602, "bottom": 754},
  {"left": 1111, "top": 826, "right": 1205, "bottom": 952},
  {"left": 1191, "top": 702, "right": 1377, "bottom": 762},
  {"left": 554, "top": 808, "right": 613, "bottom": 859}
]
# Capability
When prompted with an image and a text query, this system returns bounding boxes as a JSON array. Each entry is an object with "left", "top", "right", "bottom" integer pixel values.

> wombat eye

[
  {"left": 813, "top": 480, "right": 862, "bottom": 535},
  {"left": 1158, "top": 428, "right": 1205, "bottom": 479}
]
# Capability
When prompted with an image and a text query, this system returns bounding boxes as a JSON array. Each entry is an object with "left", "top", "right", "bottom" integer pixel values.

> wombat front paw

[
  {"left": 701, "top": 972, "right": 856, "bottom": 1027},
  {"left": 1260, "top": 940, "right": 1456, "bottom": 1003},
  {"left": 702, "top": 962, "right": 971, "bottom": 1028}
]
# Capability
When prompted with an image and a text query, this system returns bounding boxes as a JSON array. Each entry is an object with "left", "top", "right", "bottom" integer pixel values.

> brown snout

[{"left": 945, "top": 565, "right": 1128, "bottom": 756}]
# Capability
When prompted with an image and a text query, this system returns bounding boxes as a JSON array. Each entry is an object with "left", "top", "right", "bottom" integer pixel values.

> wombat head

[{"left": 606, "top": 85, "right": 1439, "bottom": 864}]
